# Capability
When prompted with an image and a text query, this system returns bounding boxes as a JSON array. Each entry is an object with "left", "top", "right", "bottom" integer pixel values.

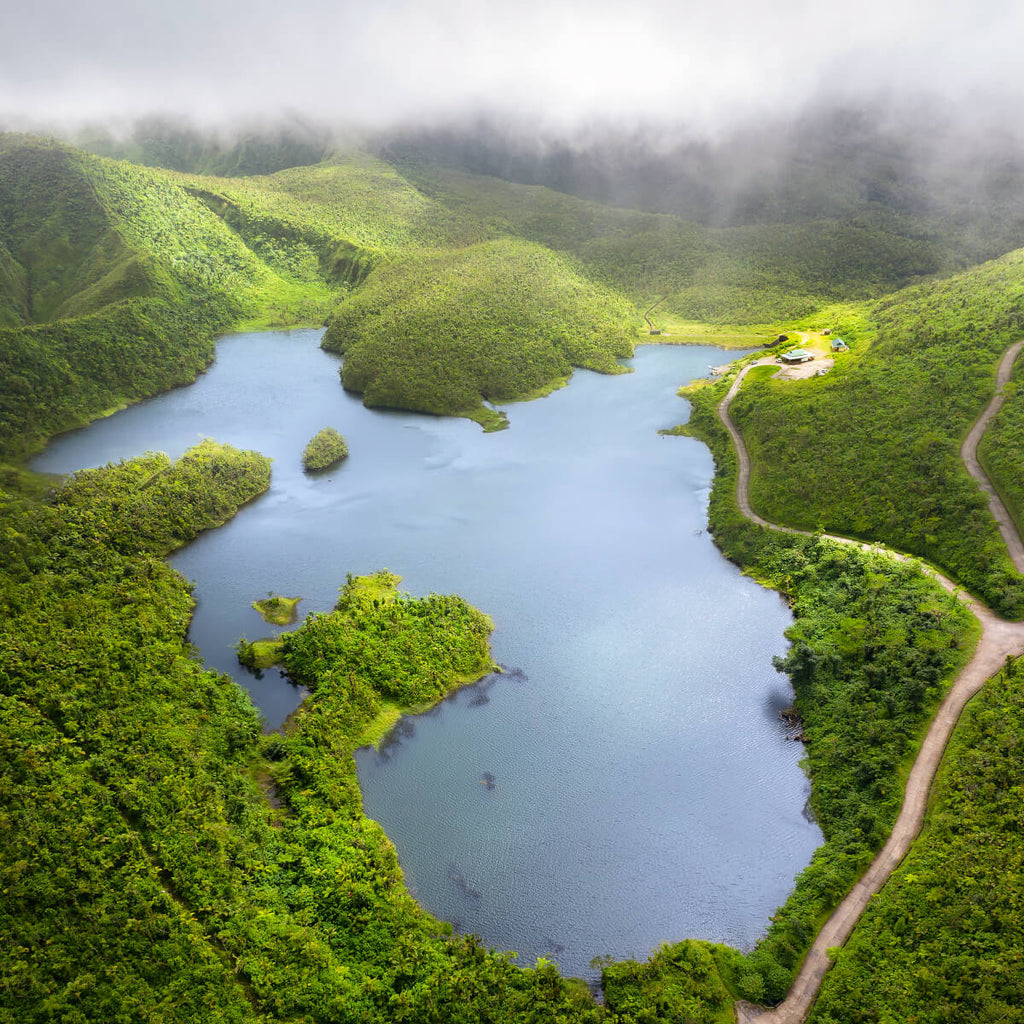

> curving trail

[
  {"left": 718, "top": 351, "right": 1024, "bottom": 1024},
  {"left": 960, "top": 339, "right": 1024, "bottom": 573}
]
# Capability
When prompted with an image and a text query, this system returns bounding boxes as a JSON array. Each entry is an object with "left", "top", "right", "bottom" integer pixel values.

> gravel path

[
  {"left": 960, "top": 339, "right": 1024, "bottom": 573},
  {"left": 718, "top": 348, "right": 1024, "bottom": 1024}
]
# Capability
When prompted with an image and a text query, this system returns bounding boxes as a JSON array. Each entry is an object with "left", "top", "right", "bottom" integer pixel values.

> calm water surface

[{"left": 33, "top": 329, "right": 822, "bottom": 980}]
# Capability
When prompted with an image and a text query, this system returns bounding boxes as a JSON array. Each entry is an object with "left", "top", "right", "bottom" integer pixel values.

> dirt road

[
  {"left": 960, "top": 339, "right": 1024, "bottom": 573},
  {"left": 718, "top": 349, "right": 1024, "bottom": 1024}
]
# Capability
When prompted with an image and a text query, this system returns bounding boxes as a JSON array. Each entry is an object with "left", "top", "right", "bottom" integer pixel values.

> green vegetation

[
  {"left": 236, "top": 637, "right": 284, "bottom": 670},
  {"left": 56, "top": 438, "right": 271, "bottom": 554},
  {"left": 323, "top": 238, "right": 638, "bottom": 427},
  {"left": 727, "top": 250, "right": 1024, "bottom": 616},
  {"left": 0, "top": 455, "right": 605, "bottom": 1023},
  {"left": 599, "top": 941, "right": 734, "bottom": 1024},
  {"left": 809, "top": 656, "right": 1024, "bottom": 1024},
  {"left": 252, "top": 594, "right": 302, "bottom": 625},
  {"left": 280, "top": 570, "right": 497, "bottom": 707},
  {"left": 612, "top": 378, "right": 976, "bottom": 1010},
  {"left": 302, "top": 426, "right": 349, "bottom": 471},
  {"left": 979, "top": 351, "right": 1024, "bottom": 530},
  {"left": 398, "top": 163, "right": 975, "bottom": 324},
  {"left": 0, "top": 444, "right": 271, "bottom": 1021},
  {"left": 75, "top": 117, "right": 335, "bottom": 178}
]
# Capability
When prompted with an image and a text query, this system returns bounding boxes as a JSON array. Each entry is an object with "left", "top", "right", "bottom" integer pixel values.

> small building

[
  {"left": 822, "top": 328, "right": 832, "bottom": 336},
  {"left": 649, "top": 329, "right": 663, "bottom": 336},
  {"left": 830, "top": 337, "right": 849, "bottom": 352},
  {"left": 780, "top": 348, "right": 814, "bottom": 364}
]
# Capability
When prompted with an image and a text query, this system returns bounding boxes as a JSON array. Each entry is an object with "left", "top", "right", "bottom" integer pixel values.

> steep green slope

[
  {"left": 0, "top": 136, "right": 162, "bottom": 325},
  {"left": 0, "top": 135, "right": 354, "bottom": 459},
  {"left": 398, "top": 164, "right": 964, "bottom": 323},
  {"left": 729, "top": 249, "right": 1024, "bottom": 616},
  {"left": 176, "top": 153, "right": 489, "bottom": 300},
  {"left": 75, "top": 117, "right": 334, "bottom": 177},
  {"left": 323, "top": 237, "right": 639, "bottom": 428},
  {"left": 0, "top": 300, "right": 220, "bottom": 460}
]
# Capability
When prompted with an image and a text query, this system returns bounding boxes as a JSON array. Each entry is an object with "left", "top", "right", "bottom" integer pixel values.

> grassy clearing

[{"left": 729, "top": 252, "right": 1024, "bottom": 617}]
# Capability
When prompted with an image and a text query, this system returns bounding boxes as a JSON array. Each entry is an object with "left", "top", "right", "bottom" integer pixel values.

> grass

[
  {"left": 648, "top": 315, "right": 774, "bottom": 348},
  {"left": 252, "top": 595, "right": 302, "bottom": 626},
  {"left": 728, "top": 256, "right": 1024, "bottom": 617},
  {"left": 240, "top": 638, "right": 285, "bottom": 669},
  {"left": 978, "top": 354, "right": 1024, "bottom": 534}
]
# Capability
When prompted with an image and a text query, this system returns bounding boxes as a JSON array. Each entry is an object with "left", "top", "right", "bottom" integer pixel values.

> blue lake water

[{"left": 32, "top": 328, "right": 821, "bottom": 981}]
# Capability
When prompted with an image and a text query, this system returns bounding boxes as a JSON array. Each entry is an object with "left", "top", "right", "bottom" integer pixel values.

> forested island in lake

[{"left": 4, "top": 16, "right": 1024, "bottom": 1017}]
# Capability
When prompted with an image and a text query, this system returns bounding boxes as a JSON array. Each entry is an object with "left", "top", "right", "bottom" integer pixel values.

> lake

[{"left": 32, "top": 328, "right": 822, "bottom": 980}]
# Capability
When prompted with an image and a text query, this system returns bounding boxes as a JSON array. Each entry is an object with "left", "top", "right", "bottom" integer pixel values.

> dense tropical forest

[{"left": 2, "top": 120, "right": 1024, "bottom": 1021}]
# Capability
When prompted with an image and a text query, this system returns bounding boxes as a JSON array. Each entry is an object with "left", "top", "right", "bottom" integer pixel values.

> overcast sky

[{"left": 2, "top": 0, "right": 1022, "bottom": 134}]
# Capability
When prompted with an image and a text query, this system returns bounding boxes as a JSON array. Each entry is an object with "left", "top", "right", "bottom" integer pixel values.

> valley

[{"left": 2, "top": 123, "right": 1024, "bottom": 1023}]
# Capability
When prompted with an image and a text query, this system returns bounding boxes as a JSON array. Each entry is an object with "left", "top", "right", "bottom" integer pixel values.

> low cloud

[{"left": 2, "top": 0, "right": 1022, "bottom": 135}]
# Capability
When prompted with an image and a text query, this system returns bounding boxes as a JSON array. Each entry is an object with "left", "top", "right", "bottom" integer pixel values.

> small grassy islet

[
  {"left": 302, "top": 426, "right": 349, "bottom": 471},
  {"left": 252, "top": 593, "right": 302, "bottom": 625}
]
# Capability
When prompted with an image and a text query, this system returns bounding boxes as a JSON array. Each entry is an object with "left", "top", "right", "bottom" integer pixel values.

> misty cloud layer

[{"left": 2, "top": 0, "right": 1022, "bottom": 134}]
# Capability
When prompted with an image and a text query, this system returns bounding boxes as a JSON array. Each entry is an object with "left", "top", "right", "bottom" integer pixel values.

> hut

[
  {"left": 780, "top": 348, "right": 814, "bottom": 364},
  {"left": 830, "top": 337, "right": 849, "bottom": 352}
]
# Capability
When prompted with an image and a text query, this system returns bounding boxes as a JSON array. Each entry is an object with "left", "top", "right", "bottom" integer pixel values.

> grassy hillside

[
  {"left": 728, "top": 249, "right": 1024, "bottom": 616},
  {"left": 323, "top": 237, "right": 639, "bottom": 428},
  {"left": 0, "top": 134, "right": 357, "bottom": 458},
  {"left": 398, "top": 163, "right": 970, "bottom": 324},
  {"left": 75, "top": 117, "right": 335, "bottom": 177}
]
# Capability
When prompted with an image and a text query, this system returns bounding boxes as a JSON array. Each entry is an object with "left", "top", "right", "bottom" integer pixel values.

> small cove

[{"left": 32, "top": 328, "right": 822, "bottom": 980}]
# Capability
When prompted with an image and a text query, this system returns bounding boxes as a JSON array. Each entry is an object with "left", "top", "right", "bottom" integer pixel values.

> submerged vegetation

[{"left": 302, "top": 426, "right": 348, "bottom": 471}]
